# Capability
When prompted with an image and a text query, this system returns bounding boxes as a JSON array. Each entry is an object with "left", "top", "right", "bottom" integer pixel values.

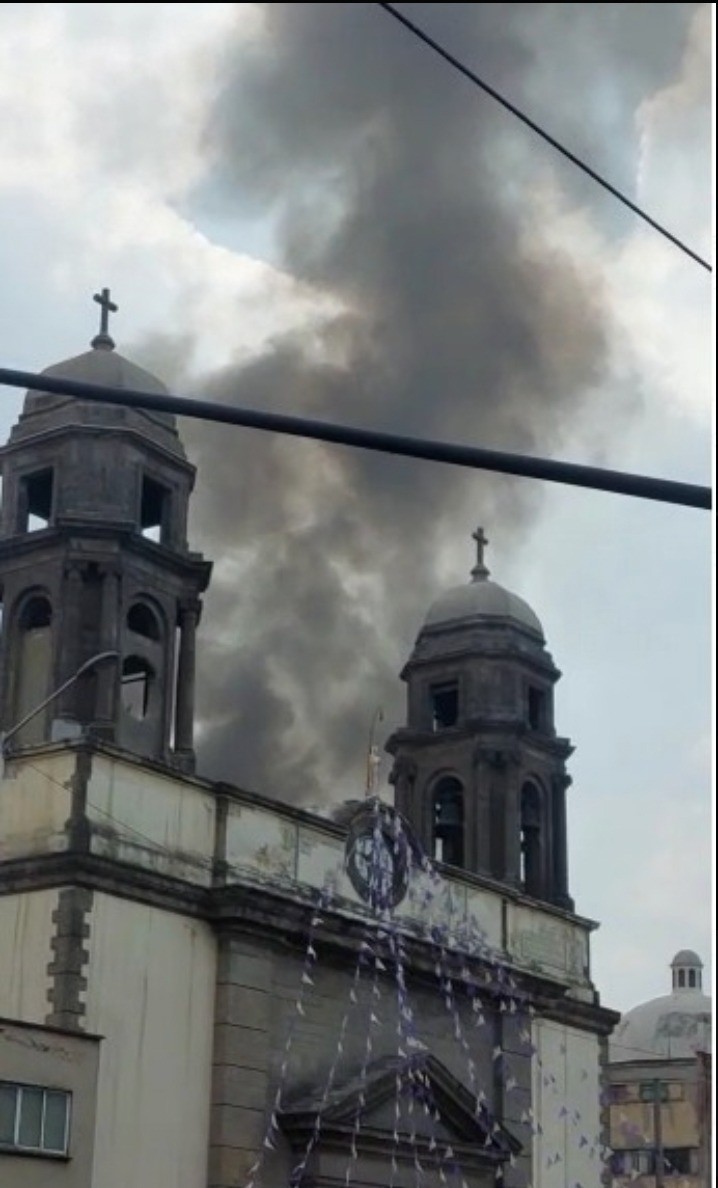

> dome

[
  {"left": 423, "top": 529, "right": 544, "bottom": 639},
  {"left": 671, "top": 949, "right": 703, "bottom": 967},
  {"left": 23, "top": 342, "right": 176, "bottom": 431},
  {"left": 10, "top": 317, "right": 185, "bottom": 459},
  {"left": 425, "top": 578, "right": 544, "bottom": 638},
  {"left": 610, "top": 952, "right": 712, "bottom": 1063}
]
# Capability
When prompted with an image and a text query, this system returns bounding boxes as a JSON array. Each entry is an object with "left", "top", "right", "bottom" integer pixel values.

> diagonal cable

[{"left": 378, "top": 2, "right": 711, "bottom": 272}]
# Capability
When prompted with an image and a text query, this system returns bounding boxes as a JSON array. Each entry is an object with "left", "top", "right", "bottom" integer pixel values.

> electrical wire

[
  {"left": 0, "top": 367, "right": 710, "bottom": 510},
  {"left": 377, "top": 2, "right": 712, "bottom": 273}
]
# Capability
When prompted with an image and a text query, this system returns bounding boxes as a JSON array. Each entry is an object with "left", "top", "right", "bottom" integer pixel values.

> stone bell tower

[
  {"left": 387, "top": 529, "right": 573, "bottom": 909},
  {"left": 0, "top": 290, "right": 211, "bottom": 771}
]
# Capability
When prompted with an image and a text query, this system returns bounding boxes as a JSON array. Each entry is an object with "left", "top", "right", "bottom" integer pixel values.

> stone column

[
  {"left": 174, "top": 599, "right": 200, "bottom": 762},
  {"left": 93, "top": 565, "right": 121, "bottom": 737},
  {"left": 208, "top": 935, "right": 273, "bottom": 1188},
  {"left": 551, "top": 775, "right": 573, "bottom": 909},
  {"left": 483, "top": 748, "right": 521, "bottom": 886},
  {"left": 57, "top": 565, "right": 84, "bottom": 722}
]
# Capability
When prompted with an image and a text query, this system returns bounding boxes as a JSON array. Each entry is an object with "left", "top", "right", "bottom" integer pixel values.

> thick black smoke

[{"left": 161, "top": 4, "right": 695, "bottom": 804}]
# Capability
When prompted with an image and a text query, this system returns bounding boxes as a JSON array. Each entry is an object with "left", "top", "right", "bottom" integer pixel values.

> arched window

[
  {"left": 127, "top": 602, "right": 160, "bottom": 641},
  {"left": 432, "top": 777, "right": 464, "bottom": 867},
  {"left": 688, "top": 969, "right": 696, "bottom": 988},
  {"left": 678, "top": 970, "right": 686, "bottom": 988},
  {"left": 520, "top": 782, "right": 544, "bottom": 898},
  {"left": 12, "top": 595, "right": 53, "bottom": 745},
  {"left": 19, "top": 596, "right": 52, "bottom": 630},
  {"left": 121, "top": 656, "right": 154, "bottom": 720}
]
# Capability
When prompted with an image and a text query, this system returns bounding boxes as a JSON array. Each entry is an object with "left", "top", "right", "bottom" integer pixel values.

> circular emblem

[{"left": 344, "top": 802, "right": 414, "bottom": 911}]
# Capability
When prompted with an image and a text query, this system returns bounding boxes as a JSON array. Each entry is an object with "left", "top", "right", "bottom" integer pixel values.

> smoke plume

[{"left": 164, "top": 3, "right": 695, "bottom": 804}]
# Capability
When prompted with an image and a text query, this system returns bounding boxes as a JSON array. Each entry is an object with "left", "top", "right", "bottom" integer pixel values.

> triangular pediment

[{"left": 281, "top": 1051, "right": 520, "bottom": 1164}]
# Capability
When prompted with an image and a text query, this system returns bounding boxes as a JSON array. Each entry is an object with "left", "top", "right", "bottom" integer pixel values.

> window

[
  {"left": 127, "top": 602, "right": 160, "bottom": 641},
  {"left": 520, "top": 782, "right": 543, "bottom": 897},
  {"left": 610, "top": 1084, "right": 632, "bottom": 1104},
  {"left": 664, "top": 1149, "right": 698, "bottom": 1176},
  {"left": 678, "top": 969, "right": 686, "bottom": 988},
  {"left": 432, "top": 777, "right": 464, "bottom": 867},
  {"left": 19, "top": 595, "right": 52, "bottom": 631},
  {"left": 639, "top": 1082, "right": 670, "bottom": 1103},
  {"left": 527, "top": 686, "right": 547, "bottom": 731},
  {"left": 688, "top": 969, "right": 696, "bottom": 988},
  {"left": 140, "top": 475, "right": 171, "bottom": 543},
  {"left": 0, "top": 1082, "right": 70, "bottom": 1155},
  {"left": 12, "top": 596, "right": 53, "bottom": 746},
  {"left": 121, "top": 656, "right": 154, "bottom": 719},
  {"left": 18, "top": 470, "right": 54, "bottom": 532},
  {"left": 430, "top": 682, "right": 459, "bottom": 730},
  {"left": 611, "top": 1150, "right": 654, "bottom": 1176}
]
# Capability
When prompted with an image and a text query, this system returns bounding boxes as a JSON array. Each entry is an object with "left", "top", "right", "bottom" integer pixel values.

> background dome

[{"left": 610, "top": 951, "right": 712, "bottom": 1062}]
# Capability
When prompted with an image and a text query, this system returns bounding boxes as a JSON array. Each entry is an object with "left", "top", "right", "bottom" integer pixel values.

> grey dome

[
  {"left": 13, "top": 341, "right": 184, "bottom": 456},
  {"left": 25, "top": 343, "right": 174, "bottom": 424},
  {"left": 424, "top": 577, "right": 544, "bottom": 639},
  {"left": 671, "top": 949, "right": 703, "bottom": 967}
]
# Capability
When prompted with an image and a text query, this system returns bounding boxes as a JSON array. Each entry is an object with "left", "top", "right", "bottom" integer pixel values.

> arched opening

[
  {"left": 12, "top": 595, "right": 53, "bottom": 745},
  {"left": 121, "top": 656, "right": 154, "bottom": 720},
  {"left": 19, "top": 596, "right": 52, "bottom": 630},
  {"left": 677, "top": 969, "right": 685, "bottom": 988},
  {"left": 432, "top": 777, "right": 464, "bottom": 867},
  {"left": 520, "top": 782, "right": 544, "bottom": 898},
  {"left": 127, "top": 602, "right": 161, "bottom": 641},
  {"left": 688, "top": 969, "right": 696, "bottom": 988}
]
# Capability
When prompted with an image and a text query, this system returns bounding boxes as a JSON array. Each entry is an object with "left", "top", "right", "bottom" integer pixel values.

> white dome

[
  {"left": 424, "top": 577, "right": 544, "bottom": 638},
  {"left": 610, "top": 991, "right": 712, "bottom": 1062},
  {"left": 610, "top": 952, "right": 711, "bottom": 1062}
]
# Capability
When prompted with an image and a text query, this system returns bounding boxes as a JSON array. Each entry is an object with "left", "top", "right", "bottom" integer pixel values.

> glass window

[
  {"left": 0, "top": 1082, "right": 70, "bottom": 1155},
  {"left": 17, "top": 1088, "right": 43, "bottom": 1148},
  {"left": 43, "top": 1091, "right": 69, "bottom": 1153},
  {"left": 0, "top": 1085, "right": 15, "bottom": 1145},
  {"left": 664, "top": 1148, "right": 695, "bottom": 1175}
]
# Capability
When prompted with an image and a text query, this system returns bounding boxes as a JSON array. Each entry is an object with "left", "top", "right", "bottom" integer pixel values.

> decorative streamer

[
  {"left": 288, "top": 933, "right": 373, "bottom": 1185},
  {"left": 245, "top": 878, "right": 337, "bottom": 1188}
]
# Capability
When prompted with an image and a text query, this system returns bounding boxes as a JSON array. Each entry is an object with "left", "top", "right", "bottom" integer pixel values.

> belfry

[{"left": 0, "top": 291, "right": 211, "bottom": 769}]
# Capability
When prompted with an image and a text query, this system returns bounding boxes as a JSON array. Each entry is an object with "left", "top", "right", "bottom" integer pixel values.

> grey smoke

[{"left": 139, "top": 4, "right": 696, "bottom": 804}]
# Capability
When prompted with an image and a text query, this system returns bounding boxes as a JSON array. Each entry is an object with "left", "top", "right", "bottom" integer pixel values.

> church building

[{"left": 0, "top": 302, "right": 618, "bottom": 1187}]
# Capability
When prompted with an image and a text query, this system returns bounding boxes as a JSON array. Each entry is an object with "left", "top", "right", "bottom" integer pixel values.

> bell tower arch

[{"left": 0, "top": 291, "right": 211, "bottom": 771}]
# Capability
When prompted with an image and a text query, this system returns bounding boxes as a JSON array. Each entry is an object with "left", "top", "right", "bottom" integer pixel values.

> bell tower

[
  {"left": 387, "top": 530, "right": 573, "bottom": 909},
  {"left": 0, "top": 291, "right": 211, "bottom": 771}
]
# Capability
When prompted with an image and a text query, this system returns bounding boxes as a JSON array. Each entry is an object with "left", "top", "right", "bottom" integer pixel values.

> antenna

[{"left": 365, "top": 707, "right": 384, "bottom": 798}]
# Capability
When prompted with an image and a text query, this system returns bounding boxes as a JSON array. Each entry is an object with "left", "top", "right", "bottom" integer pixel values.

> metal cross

[
  {"left": 471, "top": 526, "right": 489, "bottom": 579},
  {"left": 92, "top": 288, "right": 118, "bottom": 347}
]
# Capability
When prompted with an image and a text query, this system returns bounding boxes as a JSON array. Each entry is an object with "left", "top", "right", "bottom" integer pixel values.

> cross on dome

[
  {"left": 471, "top": 526, "right": 490, "bottom": 581},
  {"left": 91, "top": 287, "right": 118, "bottom": 350}
]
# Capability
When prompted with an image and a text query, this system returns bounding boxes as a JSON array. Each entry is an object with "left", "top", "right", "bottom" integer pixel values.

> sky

[{"left": 0, "top": 3, "right": 713, "bottom": 1016}]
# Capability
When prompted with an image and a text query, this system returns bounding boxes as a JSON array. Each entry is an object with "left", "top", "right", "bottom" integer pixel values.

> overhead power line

[
  {"left": 378, "top": 2, "right": 712, "bottom": 273},
  {"left": 0, "top": 367, "right": 710, "bottom": 510}
]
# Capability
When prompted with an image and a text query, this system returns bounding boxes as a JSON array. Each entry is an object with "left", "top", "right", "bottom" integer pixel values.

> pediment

[{"left": 281, "top": 1051, "right": 520, "bottom": 1166}]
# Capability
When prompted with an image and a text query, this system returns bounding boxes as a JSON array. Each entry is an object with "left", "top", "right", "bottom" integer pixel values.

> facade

[
  {"left": 0, "top": 316, "right": 618, "bottom": 1187},
  {"left": 607, "top": 952, "right": 712, "bottom": 1188}
]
